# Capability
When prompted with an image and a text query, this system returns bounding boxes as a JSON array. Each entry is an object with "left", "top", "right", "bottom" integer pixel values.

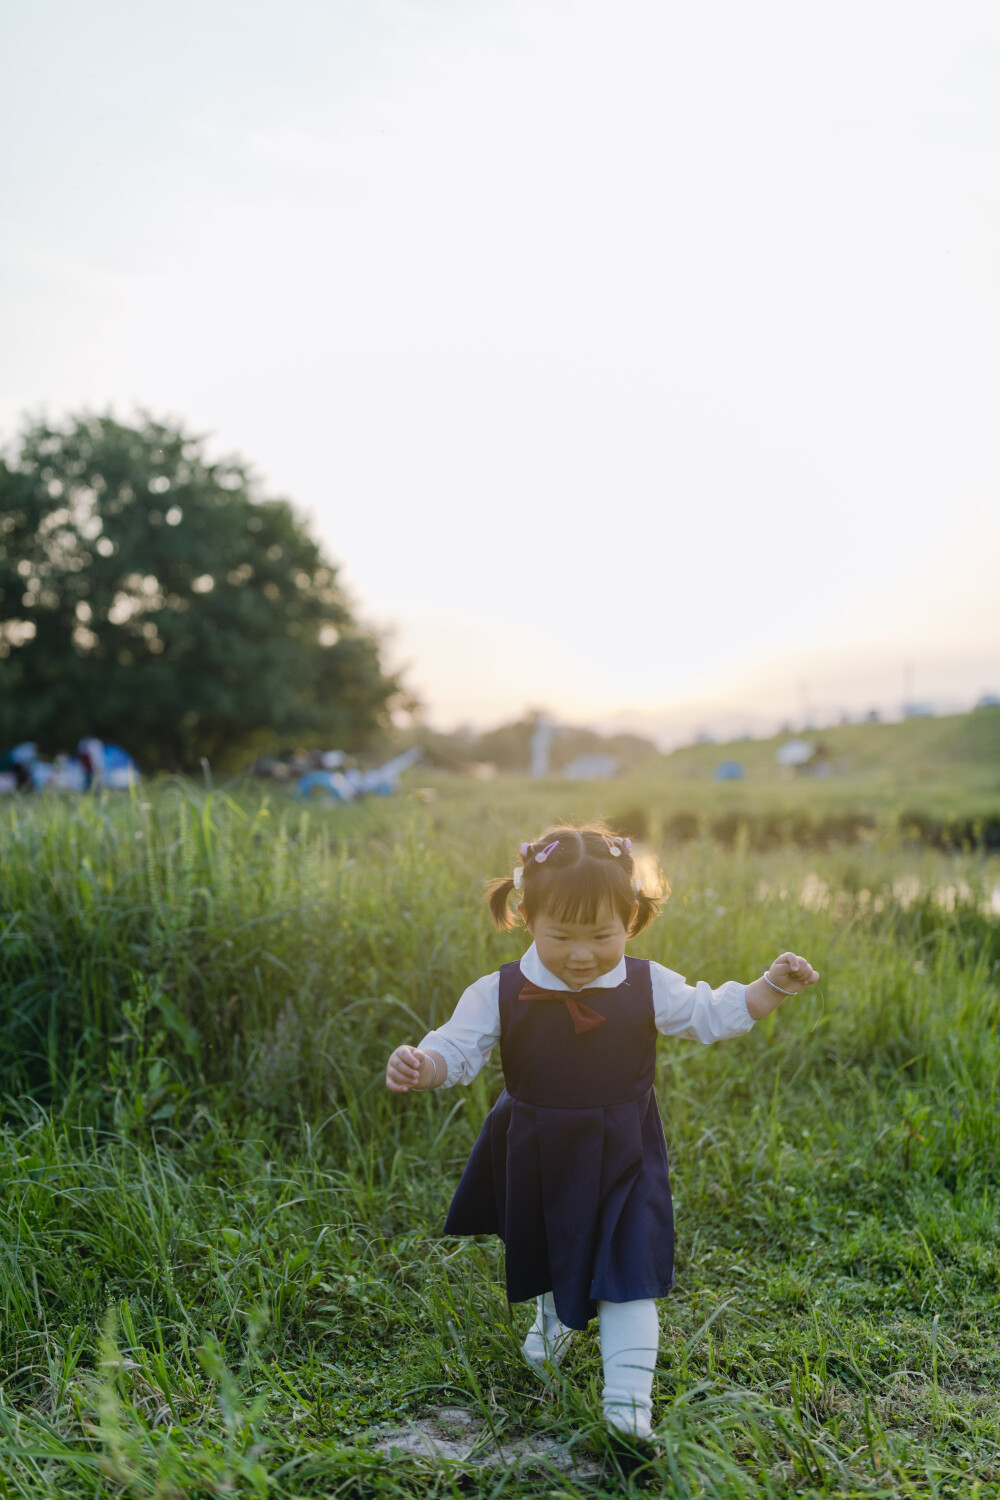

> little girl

[{"left": 385, "top": 824, "right": 818, "bottom": 1441}]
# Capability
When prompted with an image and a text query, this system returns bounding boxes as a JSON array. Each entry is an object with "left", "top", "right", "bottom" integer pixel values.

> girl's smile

[{"left": 528, "top": 907, "right": 634, "bottom": 989}]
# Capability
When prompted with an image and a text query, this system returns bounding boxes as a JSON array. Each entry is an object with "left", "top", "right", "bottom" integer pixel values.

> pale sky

[{"left": 2, "top": 0, "right": 999, "bottom": 742}]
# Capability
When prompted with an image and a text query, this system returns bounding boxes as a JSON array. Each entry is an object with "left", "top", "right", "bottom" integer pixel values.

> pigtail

[
  {"left": 628, "top": 885, "right": 667, "bottom": 936},
  {"left": 484, "top": 876, "right": 521, "bottom": 931}
]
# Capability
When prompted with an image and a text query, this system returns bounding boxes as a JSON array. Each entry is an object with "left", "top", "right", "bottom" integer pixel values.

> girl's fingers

[
  {"left": 770, "top": 954, "right": 819, "bottom": 990},
  {"left": 386, "top": 1047, "right": 422, "bottom": 1090}
]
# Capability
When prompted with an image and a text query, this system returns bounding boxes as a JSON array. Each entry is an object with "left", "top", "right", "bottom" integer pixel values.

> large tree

[{"left": 0, "top": 413, "right": 407, "bottom": 769}]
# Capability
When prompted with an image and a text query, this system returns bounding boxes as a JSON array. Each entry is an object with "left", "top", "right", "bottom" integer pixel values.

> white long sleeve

[
  {"left": 417, "top": 973, "right": 501, "bottom": 1088},
  {"left": 649, "top": 962, "right": 753, "bottom": 1044},
  {"left": 417, "top": 944, "right": 753, "bottom": 1087}
]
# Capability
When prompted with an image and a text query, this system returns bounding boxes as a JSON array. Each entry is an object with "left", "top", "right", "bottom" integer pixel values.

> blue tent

[{"left": 714, "top": 760, "right": 745, "bottom": 781}]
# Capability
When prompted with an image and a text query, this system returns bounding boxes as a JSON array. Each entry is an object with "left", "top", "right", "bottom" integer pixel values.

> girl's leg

[
  {"left": 597, "top": 1299, "right": 659, "bottom": 1439},
  {"left": 522, "top": 1292, "right": 574, "bottom": 1368}
]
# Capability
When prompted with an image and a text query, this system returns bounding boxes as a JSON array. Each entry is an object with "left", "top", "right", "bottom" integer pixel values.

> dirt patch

[{"left": 370, "top": 1405, "right": 601, "bottom": 1477}]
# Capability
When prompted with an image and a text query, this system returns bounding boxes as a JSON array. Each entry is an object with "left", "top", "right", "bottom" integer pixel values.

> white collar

[{"left": 519, "top": 941, "right": 627, "bottom": 992}]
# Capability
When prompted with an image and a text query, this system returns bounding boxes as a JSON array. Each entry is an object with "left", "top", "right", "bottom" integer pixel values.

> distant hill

[
  {"left": 412, "top": 706, "right": 999, "bottom": 828},
  {"left": 649, "top": 705, "right": 1000, "bottom": 819}
]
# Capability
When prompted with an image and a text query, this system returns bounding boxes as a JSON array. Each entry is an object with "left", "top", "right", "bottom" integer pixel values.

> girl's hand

[
  {"left": 386, "top": 1045, "right": 425, "bottom": 1091},
  {"left": 767, "top": 952, "right": 819, "bottom": 993},
  {"left": 746, "top": 952, "right": 819, "bottom": 1019},
  {"left": 386, "top": 1044, "right": 443, "bottom": 1092}
]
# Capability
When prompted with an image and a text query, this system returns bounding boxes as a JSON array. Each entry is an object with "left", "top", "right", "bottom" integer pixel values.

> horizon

[{"left": 419, "top": 693, "right": 999, "bottom": 758}]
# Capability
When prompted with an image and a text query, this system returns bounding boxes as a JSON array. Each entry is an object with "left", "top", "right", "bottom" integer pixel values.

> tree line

[
  {"left": 0, "top": 413, "right": 409, "bottom": 771},
  {"left": 412, "top": 715, "right": 657, "bottom": 774}
]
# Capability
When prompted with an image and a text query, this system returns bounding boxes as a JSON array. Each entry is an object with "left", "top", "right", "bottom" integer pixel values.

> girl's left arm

[
  {"left": 652, "top": 949, "right": 818, "bottom": 1042},
  {"left": 651, "top": 965, "right": 753, "bottom": 1043}
]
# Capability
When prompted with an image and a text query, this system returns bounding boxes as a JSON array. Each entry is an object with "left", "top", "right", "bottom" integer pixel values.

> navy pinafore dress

[{"left": 443, "top": 956, "right": 675, "bottom": 1330}]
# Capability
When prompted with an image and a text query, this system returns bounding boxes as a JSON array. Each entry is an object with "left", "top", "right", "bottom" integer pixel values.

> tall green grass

[{"left": 0, "top": 780, "right": 998, "bottom": 1496}]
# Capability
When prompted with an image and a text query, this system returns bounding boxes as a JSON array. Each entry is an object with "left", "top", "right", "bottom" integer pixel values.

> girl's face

[{"left": 527, "top": 903, "right": 633, "bottom": 989}]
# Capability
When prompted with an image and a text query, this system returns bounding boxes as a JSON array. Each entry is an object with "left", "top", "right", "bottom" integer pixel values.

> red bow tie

[{"left": 518, "top": 980, "right": 607, "bottom": 1035}]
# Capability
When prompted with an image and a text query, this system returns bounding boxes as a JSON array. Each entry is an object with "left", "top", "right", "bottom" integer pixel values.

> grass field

[{"left": 0, "top": 759, "right": 999, "bottom": 1497}]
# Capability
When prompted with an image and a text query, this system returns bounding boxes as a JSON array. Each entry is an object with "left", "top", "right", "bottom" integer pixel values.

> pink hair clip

[
  {"left": 534, "top": 840, "right": 559, "bottom": 863},
  {"left": 601, "top": 834, "right": 622, "bottom": 857},
  {"left": 623, "top": 838, "right": 632, "bottom": 852},
  {"left": 520, "top": 842, "right": 530, "bottom": 857}
]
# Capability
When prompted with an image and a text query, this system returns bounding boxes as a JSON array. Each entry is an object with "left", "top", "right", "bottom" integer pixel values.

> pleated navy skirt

[{"left": 443, "top": 956, "right": 675, "bottom": 1330}]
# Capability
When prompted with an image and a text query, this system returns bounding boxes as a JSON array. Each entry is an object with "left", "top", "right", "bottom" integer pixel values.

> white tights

[
  {"left": 597, "top": 1298, "right": 659, "bottom": 1430},
  {"left": 535, "top": 1293, "right": 659, "bottom": 1429}
]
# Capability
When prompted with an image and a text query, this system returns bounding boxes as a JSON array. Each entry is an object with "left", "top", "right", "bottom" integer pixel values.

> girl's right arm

[{"left": 384, "top": 972, "right": 501, "bottom": 1093}]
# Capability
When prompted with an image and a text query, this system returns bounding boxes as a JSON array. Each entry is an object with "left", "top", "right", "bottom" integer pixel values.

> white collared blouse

[{"left": 416, "top": 942, "right": 754, "bottom": 1088}]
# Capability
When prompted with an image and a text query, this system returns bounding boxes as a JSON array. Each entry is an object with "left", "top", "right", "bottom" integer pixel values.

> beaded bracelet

[{"left": 762, "top": 972, "right": 796, "bottom": 996}]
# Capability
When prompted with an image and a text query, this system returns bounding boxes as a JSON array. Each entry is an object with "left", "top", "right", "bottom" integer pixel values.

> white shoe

[
  {"left": 522, "top": 1309, "right": 574, "bottom": 1369},
  {"left": 604, "top": 1405, "right": 653, "bottom": 1442}
]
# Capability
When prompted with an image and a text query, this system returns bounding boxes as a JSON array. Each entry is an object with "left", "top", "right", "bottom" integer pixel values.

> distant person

[
  {"left": 385, "top": 824, "right": 818, "bottom": 1444},
  {"left": 0, "top": 743, "right": 37, "bottom": 789},
  {"left": 77, "top": 737, "right": 105, "bottom": 789}
]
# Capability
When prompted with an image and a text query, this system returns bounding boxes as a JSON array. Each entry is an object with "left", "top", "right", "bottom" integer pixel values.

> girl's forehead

[{"left": 536, "top": 907, "right": 623, "bottom": 933}]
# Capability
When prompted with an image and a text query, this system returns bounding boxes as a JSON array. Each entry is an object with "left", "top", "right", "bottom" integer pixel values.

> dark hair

[{"left": 484, "top": 823, "right": 666, "bottom": 935}]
